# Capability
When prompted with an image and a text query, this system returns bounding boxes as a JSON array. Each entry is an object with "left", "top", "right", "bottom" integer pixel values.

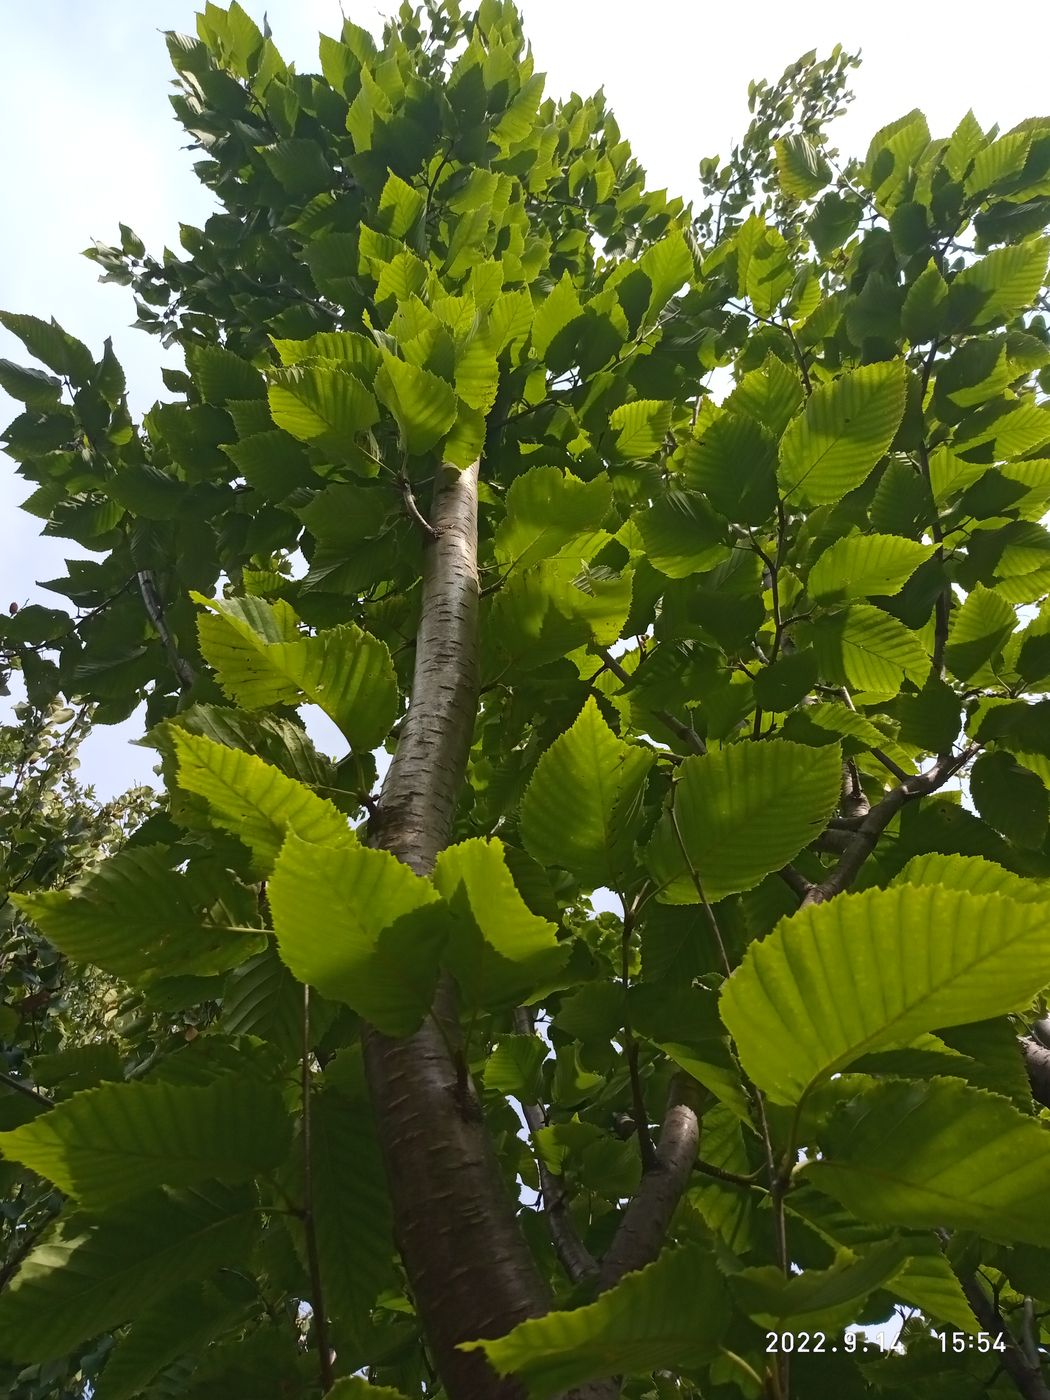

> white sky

[{"left": 1, "top": 0, "right": 1047, "bottom": 796}]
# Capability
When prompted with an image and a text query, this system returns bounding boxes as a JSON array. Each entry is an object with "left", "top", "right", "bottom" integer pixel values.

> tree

[
  {"left": 0, "top": 698, "right": 155, "bottom": 1398},
  {"left": 1, "top": 3, "right": 1050, "bottom": 1397}
]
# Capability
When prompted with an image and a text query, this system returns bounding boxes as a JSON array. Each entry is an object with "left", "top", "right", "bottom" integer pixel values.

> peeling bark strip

[{"left": 364, "top": 463, "right": 550, "bottom": 1400}]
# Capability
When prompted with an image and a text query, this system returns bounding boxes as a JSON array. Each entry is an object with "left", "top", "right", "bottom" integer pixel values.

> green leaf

[
  {"left": 889, "top": 1242, "right": 978, "bottom": 1333},
  {"left": 945, "top": 585, "right": 1015, "bottom": 681},
  {"left": 893, "top": 676, "right": 961, "bottom": 753},
  {"left": 732, "top": 1240, "right": 909, "bottom": 1328},
  {"left": 221, "top": 946, "right": 306, "bottom": 1060},
  {"left": 774, "top": 135, "right": 832, "bottom": 201},
  {"left": 646, "top": 739, "right": 841, "bottom": 903},
  {"left": 971, "top": 750, "right": 1049, "bottom": 849},
  {"left": 374, "top": 354, "right": 458, "bottom": 456},
  {"left": 531, "top": 272, "right": 583, "bottom": 358},
  {"left": 803, "top": 604, "right": 929, "bottom": 695},
  {"left": 638, "top": 229, "right": 693, "bottom": 321},
  {"left": 723, "top": 355, "right": 805, "bottom": 438},
  {"left": 14, "top": 847, "right": 265, "bottom": 985},
  {"left": 485, "top": 1034, "right": 549, "bottom": 1100},
  {"left": 489, "top": 559, "right": 632, "bottom": 673},
  {"left": 93, "top": 1281, "right": 231, "bottom": 1400},
  {"left": 0, "top": 358, "right": 62, "bottom": 408},
  {"left": 681, "top": 411, "right": 778, "bottom": 527},
  {"left": 0, "top": 311, "right": 94, "bottom": 385},
  {"left": 454, "top": 336, "right": 500, "bottom": 413},
  {"left": 950, "top": 238, "right": 1050, "bottom": 328},
  {"left": 271, "top": 330, "right": 381, "bottom": 381},
  {"left": 267, "top": 364, "right": 379, "bottom": 447},
  {"left": 268, "top": 834, "right": 451, "bottom": 1035},
  {"left": 186, "top": 343, "right": 265, "bottom": 403},
  {"left": 753, "top": 649, "right": 819, "bottom": 713},
  {"left": 893, "top": 851, "right": 1050, "bottom": 904},
  {"left": 325, "top": 1381, "right": 413, "bottom": 1400},
  {"left": 808, "top": 532, "right": 932, "bottom": 602},
  {"left": 494, "top": 467, "right": 612, "bottom": 570},
  {"left": 377, "top": 171, "right": 426, "bottom": 239},
  {"left": 309, "top": 1090, "right": 395, "bottom": 1339},
  {"left": 861, "top": 109, "right": 930, "bottom": 211},
  {"left": 809, "top": 1079, "right": 1050, "bottom": 1246},
  {"left": 721, "top": 883, "right": 1050, "bottom": 1105},
  {"left": 633, "top": 491, "right": 730, "bottom": 578},
  {"left": 195, "top": 596, "right": 398, "bottom": 750},
  {"left": 778, "top": 362, "right": 907, "bottom": 504},
  {"left": 434, "top": 838, "right": 567, "bottom": 1009},
  {"left": 965, "top": 129, "right": 1032, "bottom": 196},
  {"left": 172, "top": 730, "right": 353, "bottom": 874},
  {"left": 902, "top": 263, "right": 950, "bottom": 343},
  {"left": 944, "top": 109, "right": 987, "bottom": 183},
  {"left": 221, "top": 429, "right": 317, "bottom": 497},
  {"left": 0, "top": 1074, "right": 290, "bottom": 1207},
  {"left": 0, "top": 1184, "right": 257, "bottom": 1363},
  {"left": 520, "top": 696, "right": 653, "bottom": 886},
  {"left": 460, "top": 1245, "right": 729, "bottom": 1397},
  {"left": 608, "top": 399, "right": 672, "bottom": 459}
]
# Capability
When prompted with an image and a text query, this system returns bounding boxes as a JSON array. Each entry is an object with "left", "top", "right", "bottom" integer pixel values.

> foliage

[
  {"left": 0, "top": 701, "right": 155, "bottom": 1397},
  {"left": 2, "top": 2, "right": 1050, "bottom": 1398}
]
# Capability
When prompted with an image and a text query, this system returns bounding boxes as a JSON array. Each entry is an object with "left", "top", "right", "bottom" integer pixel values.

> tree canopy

[{"left": 2, "top": 3, "right": 1050, "bottom": 1399}]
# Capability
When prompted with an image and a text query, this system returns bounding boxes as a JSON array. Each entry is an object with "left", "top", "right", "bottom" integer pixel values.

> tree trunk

[{"left": 364, "top": 463, "right": 550, "bottom": 1400}]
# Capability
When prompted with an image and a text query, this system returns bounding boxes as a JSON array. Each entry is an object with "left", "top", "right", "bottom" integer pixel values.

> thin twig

[
  {"left": 694, "top": 1159, "right": 764, "bottom": 1189},
  {"left": 136, "top": 570, "right": 196, "bottom": 691},
  {"left": 398, "top": 472, "right": 440, "bottom": 541},
  {"left": 915, "top": 339, "right": 951, "bottom": 677},
  {"left": 667, "top": 802, "right": 732, "bottom": 979},
  {"left": 599, "top": 650, "right": 705, "bottom": 755},
  {"left": 777, "top": 865, "right": 813, "bottom": 902},
  {"left": 0, "top": 1070, "right": 51, "bottom": 1109},
  {"left": 511, "top": 1008, "right": 599, "bottom": 1284},
  {"left": 301, "top": 986, "right": 334, "bottom": 1394},
  {"left": 620, "top": 897, "right": 657, "bottom": 1172}
]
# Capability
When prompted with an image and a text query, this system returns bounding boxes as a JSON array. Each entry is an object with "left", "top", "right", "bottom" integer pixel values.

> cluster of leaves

[
  {"left": 0, "top": 702, "right": 155, "bottom": 1398},
  {"left": 1, "top": 1, "right": 1050, "bottom": 1398}
]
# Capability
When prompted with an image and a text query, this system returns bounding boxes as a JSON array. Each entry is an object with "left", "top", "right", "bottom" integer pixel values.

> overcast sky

[{"left": 1, "top": 0, "right": 1047, "bottom": 797}]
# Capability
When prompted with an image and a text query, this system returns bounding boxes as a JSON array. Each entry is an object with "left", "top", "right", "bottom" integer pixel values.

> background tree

[
  {"left": 0, "top": 698, "right": 154, "bottom": 1398},
  {"left": 1, "top": 4, "right": 1050, "bottom": 1399}
]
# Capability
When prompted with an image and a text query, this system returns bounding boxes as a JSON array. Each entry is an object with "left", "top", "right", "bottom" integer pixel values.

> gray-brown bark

[
  {"left": 363, "top": 463, "right": 550, "bottom": 1400},
  {"left": 596, "top": 1075, "right": 701, "bottom": 1291},
  {"left": 1021, "top": 1035, "right": 1050, "bottom": 1110}
]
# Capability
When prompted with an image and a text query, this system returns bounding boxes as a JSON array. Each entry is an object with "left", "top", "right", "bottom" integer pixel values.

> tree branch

[
  {"left": 802, "top": 745, "right": 977, "bottom": 906},
  {"left": 597, "top": 1074, "right": 701, "bottom": 1291},
  {"left": 136, "top": 569, "right": 196, "bottom": 692},
  {"left": 399, "top": 471, "right": 441, "bottom": 541},
  {"left": 0, "top": 1070, "right": 51, "bottom": 1109},
  {"left": 512, "top": 1008, "right": 598, "bottom": 1285},
  {"left": 955, "top": 1259, "right": 1049, "bottom": 1400},
  {"left": 1021, "top": 1035, "right": 1050, "bottom": 1110},
  {"left": 777, "top": 865, "right": 813, "bottom": 902},
  {"left": 598, "top": 650, "right": 706, "bottom": 755}
]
